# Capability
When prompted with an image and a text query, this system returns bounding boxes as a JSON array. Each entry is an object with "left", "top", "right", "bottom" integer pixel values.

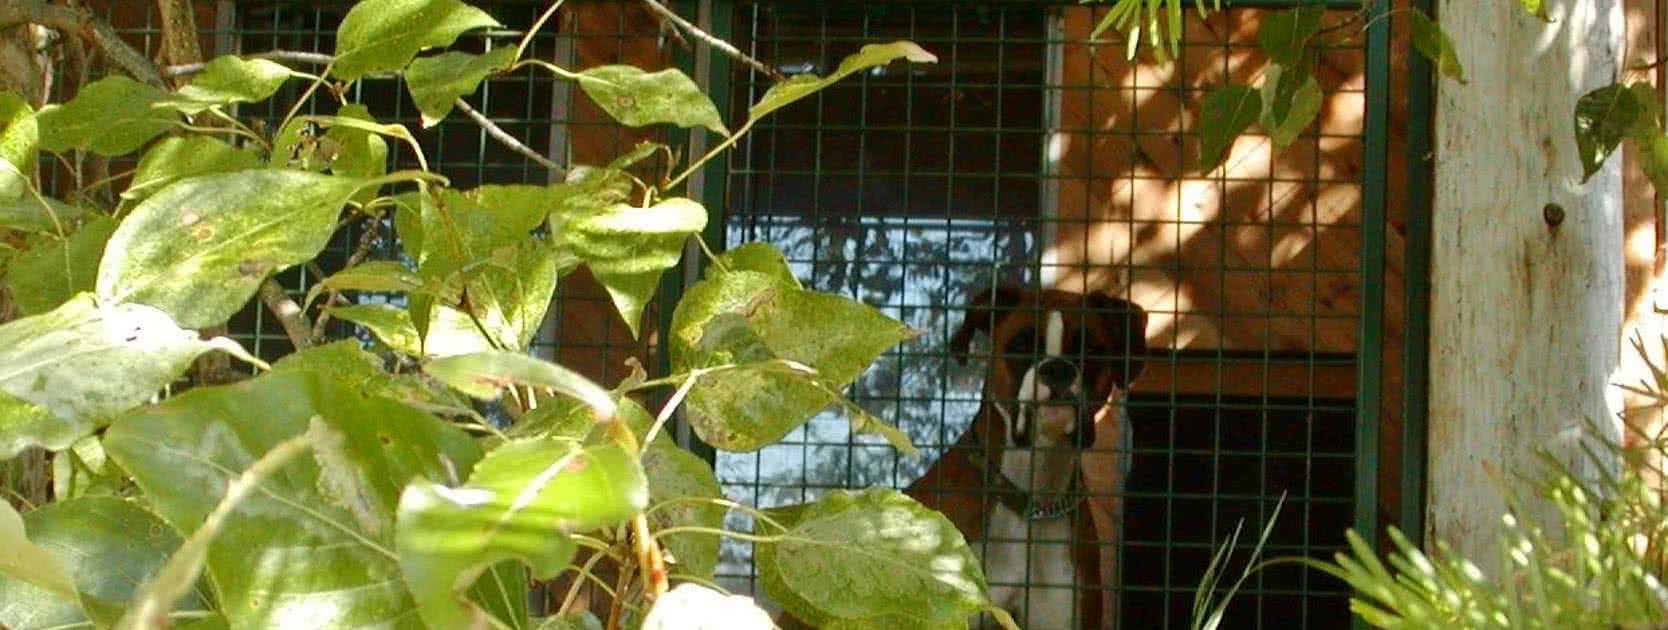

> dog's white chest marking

[{"left": 981, "top": 482, "right": 1078, "bottom": 629}]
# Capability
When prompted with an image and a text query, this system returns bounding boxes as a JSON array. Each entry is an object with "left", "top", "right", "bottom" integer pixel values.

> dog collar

[{"left": 963, "top": 446, "right": 1084, "bottom": 522}]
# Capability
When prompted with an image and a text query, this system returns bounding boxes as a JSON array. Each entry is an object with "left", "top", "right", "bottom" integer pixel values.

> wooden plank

[{"left": 1427, "top": 0, "right": 1624, "bottom": 569}]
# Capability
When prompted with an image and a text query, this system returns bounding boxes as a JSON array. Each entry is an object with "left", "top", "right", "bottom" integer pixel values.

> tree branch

[
  {"left": 453, "top": 98, "right": 564, "bottom": 174},
  {"left": 259, "top": 278, "right": 314, "bottom": 350},
  {"left": 0, "top": 1, "right": 164, "bottom": 87},
  {"left": 639, "top": 0, "right": 783, "bottom": 81}
]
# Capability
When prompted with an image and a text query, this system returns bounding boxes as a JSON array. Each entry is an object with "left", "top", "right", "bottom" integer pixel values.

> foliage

[
  {"left": 1195, "top": 336, "right": 1668, "bottom": 629},
  {"left": 0, "top": 2, "right": 1014, "bottom": 629}
]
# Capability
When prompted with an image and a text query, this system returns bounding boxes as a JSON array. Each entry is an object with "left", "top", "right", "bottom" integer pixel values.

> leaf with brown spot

[{"left": 97, "top": 169, "right": 364, "bottom": 329}]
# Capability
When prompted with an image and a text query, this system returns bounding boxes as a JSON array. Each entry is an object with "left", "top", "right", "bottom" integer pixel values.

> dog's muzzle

[{"left": 1008, "top": 357, "right": 1093, "bottom": 448}]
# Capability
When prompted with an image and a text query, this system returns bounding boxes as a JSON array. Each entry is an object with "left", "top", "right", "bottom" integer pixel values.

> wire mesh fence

[{"left": 72, "top": 1, "right": 1393, "bottom": 627}]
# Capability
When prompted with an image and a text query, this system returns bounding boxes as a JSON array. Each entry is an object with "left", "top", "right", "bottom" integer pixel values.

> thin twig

[
  {"left": 453, "top": 98, "right": 564, "bottom": 174},
  {"left": 161, "top": 50, "right": 335, "bottom": 79},
  {"left": 309, "top": 219, "right": 382, "bottom": 340},
  {"left": 259, "top": 278, "right": 315, "bottom": 350},
  {"left": 638, "top": 0, "right": 784, "bottom": 81},
  {"left": 0, "top": 1, "right": 164, "bottom": 87}
]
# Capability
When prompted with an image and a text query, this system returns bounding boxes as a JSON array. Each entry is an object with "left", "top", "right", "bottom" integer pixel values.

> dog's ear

[
  {"left": 950, "top": 286, "right": 1026, "bottom": 365},
  {"left": 1090, "top": 293, "right": 1148, "bottom": 386}
]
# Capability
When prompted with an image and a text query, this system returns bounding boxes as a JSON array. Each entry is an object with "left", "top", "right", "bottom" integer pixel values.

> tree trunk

[{"left": 1428, "top": 0, "right": 1625, "bottom": 570}]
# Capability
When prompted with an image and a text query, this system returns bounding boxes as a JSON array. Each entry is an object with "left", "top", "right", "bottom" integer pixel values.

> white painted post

[{"left": 1427, "top": 0, "right": 1625, "bottom": 569}]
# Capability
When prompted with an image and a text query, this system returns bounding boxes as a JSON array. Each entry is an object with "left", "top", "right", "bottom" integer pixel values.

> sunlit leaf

[
  {"left": 749, "top": 42, "right": 936, "bottom": 121},
  {"left": 36, "top": 76, "right": 177, "bottom": 156},
  {"left": 711, "top": 241, "right": 801, "bottom": 288},
  {"left": 1258, "top": 65, "right": 1322, "bottom": 147},
  {"left": 330, "top": 303, "right": 424, "bottom": 356},
  {"left": 270, "top": 340, "right": 474, "bottom": 415},
  {"left": 425, "top": 351, "right": 616, "bottom": 416},
  {"left": 755, "top": 489, "right": 989, "bottom": 628},
  {"left": 1410, "top": 9, "right": 1465, "bottom": 84},
  {"left": 323, "top": 103, "right": 392, "bottom": 205},
  {"left": 576, "top": 66, "right": 728, "bottom": 135},
  {"left": 0, "top": 91, "right": 37, "bottom": 201},
  {"left": 1197, "top": 84, "right": 1260, "bottom": 171},
  {"left": 118, "top": 435, "right": 312, "bottom": 630},
  {"left": 0, "top": 497, "right": 210, "bottom": 630},
  {"left": 0, "top": 500, "right": 77, "bottom": 599},
  {"left": 121, "top": 136, "right": 261, "bottom": 204},
  {"left": 643, "top": 442, "right": 724, "bottom": 579},
  {"left": 103, "top": 371, "right": 489, "bottom": 628},
  {"left": 333, "top": 0, "right": 502, "bottom": 81},
  {"left": 463, "top": 237, "right": 562, "bottom": 350},
  {"left": 670, "top": 271, "right": 916, "bottom": 451},
  {"left": 96, "top": 169, "right": 363, "bottom": 329},
  {"left": 407, "top": 47, "right": 518, "bottom": 127},
  {"left": 396, "top": 439, "right": 646, "bottom": 629},
  {"left": 561, "top": 197, "right": 707, "bottom": 338},
  {"left": 306, "top": 260, "right": 425, "bottom": 309},
  {"left": 0, "top": 295, "right": 257, "bottom": 459},
  {"left": 6, "top": 215, "right": 116, "bottom": 315},
  {"left": 164, "top": 56, "right": 296, "bottom": 113}
]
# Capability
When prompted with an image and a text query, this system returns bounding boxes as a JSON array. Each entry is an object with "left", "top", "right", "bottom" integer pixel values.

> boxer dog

[{"left": 908, "top": 286, "right": 1147, "bottom": 629}]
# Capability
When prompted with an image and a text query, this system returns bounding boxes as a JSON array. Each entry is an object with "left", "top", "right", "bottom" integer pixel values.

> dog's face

[{"left": 951, "top": 287, "right": 1147, "bottom": 449}]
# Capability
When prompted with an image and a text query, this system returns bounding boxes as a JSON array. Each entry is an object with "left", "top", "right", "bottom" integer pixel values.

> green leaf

[
  {"left": 712, "top": 241, "right": 801, "bottom": 288},
  {"left": 121, "top": 136, "right": 262, "bottom": 204},
  {"left": 643, "top": 442, "right": 724, "bottom": 579},
  {"left": 165, "top": 56, "right": 296, "bottom": 113},
  {"left": 750, "top": 42, "right": 937, "bottom": 121},
  {"left": 755, "top": 489, "right": 989, "bottom": 628},
  {"left": 576, "top": 65, "right": 728, "bottom": 135},
  {"left": 0, "top": 499, "right": 77, "bottom": 599},
  {"left": 6, "top": 215, "right": 116, "bottom": 315},
  {"left": 333, "top": 0, "right": 502, "bottom": 81},
  {"left": 561, "top": 197, "right": 708, "bottom": 338},
  {"left": 96, "top": 169, "right": 363, "bottom": 329},
  {"left": 406, "top": 47, "right": 518, "bottom": 127},
  {"left": 463, "top": 237, "right": 563, "bottom": 350},
  {"left": 396, "top": 439, "right": 647, "bottom": 629},
  {"left": 0, "top": 497, "right": 210, "bottom": 630},
  {"left": 535, "top": 611, "right": 604, "bottom": 630},
  {"left": 410, "top": 185, "right": 553, "bottom": 285},
  {"left": 1520, "top": 0, "right": 1549, "bottom": 20},
  {"left": 330, "top": 303, "right": 424, "bottom": 356},
  {"left": 103, "top": 370, "right": 486, "bottom": 628},
  {"left": 306, "top": 260, "right": 425, "bottom": 309},
  {"left": 0, "top": 91, "right": 36, "bottom": 201},
  {"left": 36, "top": 76, "right": 177, "bottom": 155},
  {"left": 425, "top": 351, "right": 617, "bottom": 416},
  {"left": 1575, "top": 83, "right": 1649, "bottom": 182},
  {"left": 1197, "top": 84, "right": 1260, "bottom": 171},
  {"left": 322, "top": 103, "right": 391, "bottom": 205},
  {"left": 0, "top": 195, "right": 84, "bottom": 233},
  {"left": 670, "top": 271, "right": 916, "bottom": 451},
  {"left": 0, "top": 295, "right": 255, "bottom": 459},
  {"left": 270, "top": 340, "right": 474, "bottom": 415},
  {"left": 642, "top": 584, "right": 773, "bottom": 630},
  {"left": 1256, "top": 5, "right": 1323, "bottom": 68},
  {"left": 1409, "top": 9, "right": 1466, "bottom": 84},
  {"left": 119, "top": 434, "right": 313, "bottom": 630},
  {"left": 1639, "top": 132, "right": 1668, "bottom": 196},
  {"left": 1258, "top": 65, "right": 1322, "bottom": 147}
]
